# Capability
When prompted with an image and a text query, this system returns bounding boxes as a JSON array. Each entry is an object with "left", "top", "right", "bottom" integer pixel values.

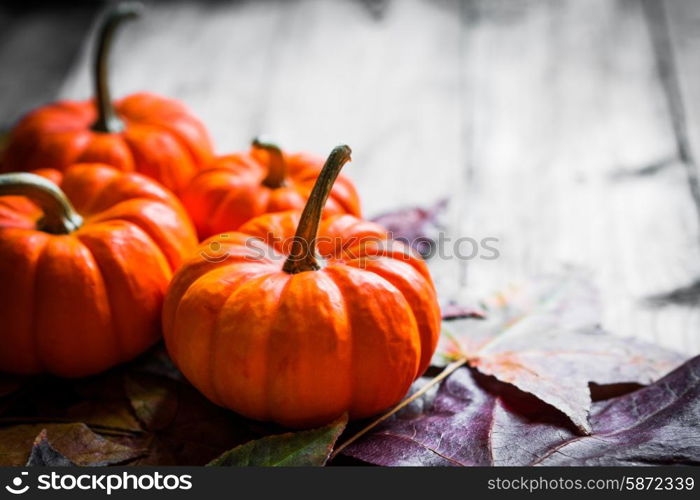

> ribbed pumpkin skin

[
  {"left": 0, "top": 164, "right": 198, "bottom": 377},
  {"left": 163, "top": 212, "right": 440, "bottom": 428},
  {"left": 180, "top": 148, "right": 361, "bottom": 239},
  {"left": 1, "top": 93, "right": 213, "bottom": 193}
]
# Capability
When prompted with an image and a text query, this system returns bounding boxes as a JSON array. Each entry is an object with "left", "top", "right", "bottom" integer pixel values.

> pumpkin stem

[
  {"left": 90, "top": 2, "right": 142, "bottom": 134},
  {"left": 0, "top": 173, "right": 83, "bottom": 235},
  {"left": 282, "top": 145, "right": 352, "bottom": 274},
  {"left": 253, "top": 137, "right": 287, "bottom": 188}
]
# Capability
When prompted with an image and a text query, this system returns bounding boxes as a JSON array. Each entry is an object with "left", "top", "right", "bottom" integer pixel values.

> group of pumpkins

[{"left": 0, "top": 3, "right": 441, "bottom": 428}]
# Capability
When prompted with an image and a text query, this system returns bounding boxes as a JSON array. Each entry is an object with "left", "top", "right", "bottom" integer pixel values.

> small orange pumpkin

[
  {"left": 0, "top": 164, "right": 197, "bottom": 377},
  {"left": 1, "top": 3, "right": 213, "bottom": 194},
  {"left": 180, "top": 139, "right": 361, "bottom": 239},
  {"left": 163, "top": 146, "right": 440, "bottom": 428}
]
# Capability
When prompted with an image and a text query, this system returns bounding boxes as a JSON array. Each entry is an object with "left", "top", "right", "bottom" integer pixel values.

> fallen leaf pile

[
  {"left": 341, "top": 354, "right": 700, "bottom": 465},
  {"left": 371, "top": 199, "right": 447, "bottom": 258},
  {"left": 208, "top": 416, "right": 347, "bottom": 466},
  {"left": 0, "top": 342, "right": 348, "bottom": 466},
  {"left": 434, "top": 273, "right": 684, "bottom": 433},
  {"left": 0, "top": 352, "right": 269, "bottom": 466}
]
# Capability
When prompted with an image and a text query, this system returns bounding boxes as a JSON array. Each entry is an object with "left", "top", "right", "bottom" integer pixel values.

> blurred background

[{"left": 2, "top": 0, "right": 700, "bottom": 353}]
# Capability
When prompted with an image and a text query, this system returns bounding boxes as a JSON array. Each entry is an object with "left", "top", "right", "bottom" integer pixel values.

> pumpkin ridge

[
  {"left": 178, "top": 264, "right": 270, "bottom": 407},
  {"left": 291, "top": 167, "right": 359, "bottom": 217},
  {"left": 180, "top": 171, "right": 235, "bottom": 238},
  {"left": 0, "top": 196, "right": 36, "bottom": 221},
  {"left": 91, "top": 191, "right": 174, "bottom": 215},
  {"left": 76, "top": 221, "right": 168, "bottom": 364},
  {"left": 89, "top": 218, "right": 171, "bottom": 276},
  {"left": 0, "top": 205, "right": 35, "bottom": 230},
  {"left": 346, "top": 257, "right": 440, "bottom": 375},
  {"left": 71, "top": 234, "right": 123, "bottom": 363},
  {"left": 122, "top": 124, "right": 194, "bottom": 193},
  {"left": 116, "top": 93, "right": 212, "bottom": 166},
  {"left": 208, "top": 180, "right": 264, "bottom": 237},
  {"left": 323, "top": 264, "right": 421, "bottom": 419},
  {"left": 76, "top": 133, "right": 135, "bottom": 175},
  {"left": 87, "top": 199, "right": 193, "bottom": 271},
  {"left": 262, "top": 271, "right": 352, "bottom": 427},
  {"left": 162, "top": 235, "right": 275, "bottom": 329},
  {"left": 260, "top": 273, "right": 295, "bottom": 423},
  {"left": 115, "top": 133, "right": 137, "bottom": 174},
  {"left": 264, "top": 186, "right": 305, "bottom": 215},
  {"left": 60, "top": 130, "right": 95, "bottom": 169},
  {"left": 343, "top": 239, "right": 431, "bottom": 283},
  {"left": 27, "top": 234, "right": 50, "bottom": 374},
  {"left": 60, "top": 165, "right": 120, "bottom": 215},
  {"left": 34, "top": 236, "right": 117, "bottom": 376},
  {"left": 342, "top": 262, "right": 424, "bottom": 382},
  {"left": 208, "top": 263, "right": 266, "bottom": 404},
  {"left": 122, "top": 125, "right": 174, "bottom": 192},
  {"left": 321, "top": 268, "right": 357, "bottom": 417},
  {"left": 211, "top": 271, "right": 290, "bottom": 420},
  {"left": 328, "top": 179, "right": 361, "bottom": 217},
  {"left": 163, "top": 276, "right": 199, "bottom": 377},
  {"left": 139, "top": 120, "right": 200, "bottom": 179}
]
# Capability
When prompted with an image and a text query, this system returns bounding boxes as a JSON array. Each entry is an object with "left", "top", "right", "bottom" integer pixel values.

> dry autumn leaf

[
  {"left": 0, "top": 423, "right": 144, "bottom": 466},
  {"left": 0, "top": 273, "right": 691, "bottom": 467},
  {"left": 0, "top": 346, "right": 273, "bottom": 466},
  {"left": 208, "top": 415, "right": 348, "bottom": 467},
  {"left": 370, "top": 199, "right": 447, "bottom": 258},
  {"left": 436, "top": 272, "right": 685, "bottom": 432},
  {"left": 341, "top": 355, "right": 700, "bottom": 466}
]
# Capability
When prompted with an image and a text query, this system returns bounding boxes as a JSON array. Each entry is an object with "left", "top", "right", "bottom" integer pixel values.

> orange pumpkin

[
  {"left": 163, "top": 146, "right": 440, "bottom": 428},
  {"left": 180, "top": 138, "right": 361, "bottom": 239},
  {"left": 0, "top": 164, "right": 197, "bottom": 377},
  {"left": 1, "top": 3, "right": 213, "bottom": 194}
]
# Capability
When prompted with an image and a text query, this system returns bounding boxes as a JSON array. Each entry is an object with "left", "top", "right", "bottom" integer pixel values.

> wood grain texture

[
  {"left": 663, "top": 0, "right": 700, "bottom": 170},
  {"left": 0, "top": 3, "right": 99, "bottom": 129},
  {"left": 59, "top": 0, "right": 286, "bottom": 150},
  {"left": 59, "top": 0, "right": 462, "bottom": 216},
  {"left": 6, "top": 0, "right": 700, "bottom": 352},
  {"left": 457, "top": 0, "right": 700, "bottom": 352}
]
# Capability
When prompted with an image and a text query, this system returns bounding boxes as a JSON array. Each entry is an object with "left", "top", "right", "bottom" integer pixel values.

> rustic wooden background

[{"left": 1, "top": 0, "right": 700, "bottom": 353}]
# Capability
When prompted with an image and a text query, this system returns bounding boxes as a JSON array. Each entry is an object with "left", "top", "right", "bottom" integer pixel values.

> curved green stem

[
  {"left": 91, "top": 2, "right": 143, "bottom": 133},
  {"left": 252, "top": 137, "right": 287, "bottom": 188},
  {"left": 0, "top": 173, "right": 83, "bottom": 234},
  {"left": 282, "top": 145, "right": 352, "bottom": 274}
]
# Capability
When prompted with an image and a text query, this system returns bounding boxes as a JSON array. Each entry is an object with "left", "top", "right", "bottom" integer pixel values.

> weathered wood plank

[
  {"left": 59, "top": 0, "right": 289, "bottom": 152},
  {"left": 59, "top": 0, "right": 463, "bottom": 216},
  {"left": 662, "top": 0, "right": 700, "bottom": 176},
  {"left": 0, "top": 4, "right": 99, "bottom": 129},
  {"left": 256, "top": 0, "right": 463, "bottom": 216},
  {"left": 20, "top": 0, "right": 700, "bottom": 353},
  {"left": 458, "top": 0, "right": 700, "bottom": 352},
  {"left": 249, "top": 0, "right": 464, "bottom": 298}
]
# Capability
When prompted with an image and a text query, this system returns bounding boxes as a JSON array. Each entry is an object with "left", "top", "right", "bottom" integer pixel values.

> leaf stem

[
  {"left": 329, "top": 356, "right": 469, "bottom": 461},
  {"left": 0, "top": 417, "right": 144, "bottom": 436}
]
